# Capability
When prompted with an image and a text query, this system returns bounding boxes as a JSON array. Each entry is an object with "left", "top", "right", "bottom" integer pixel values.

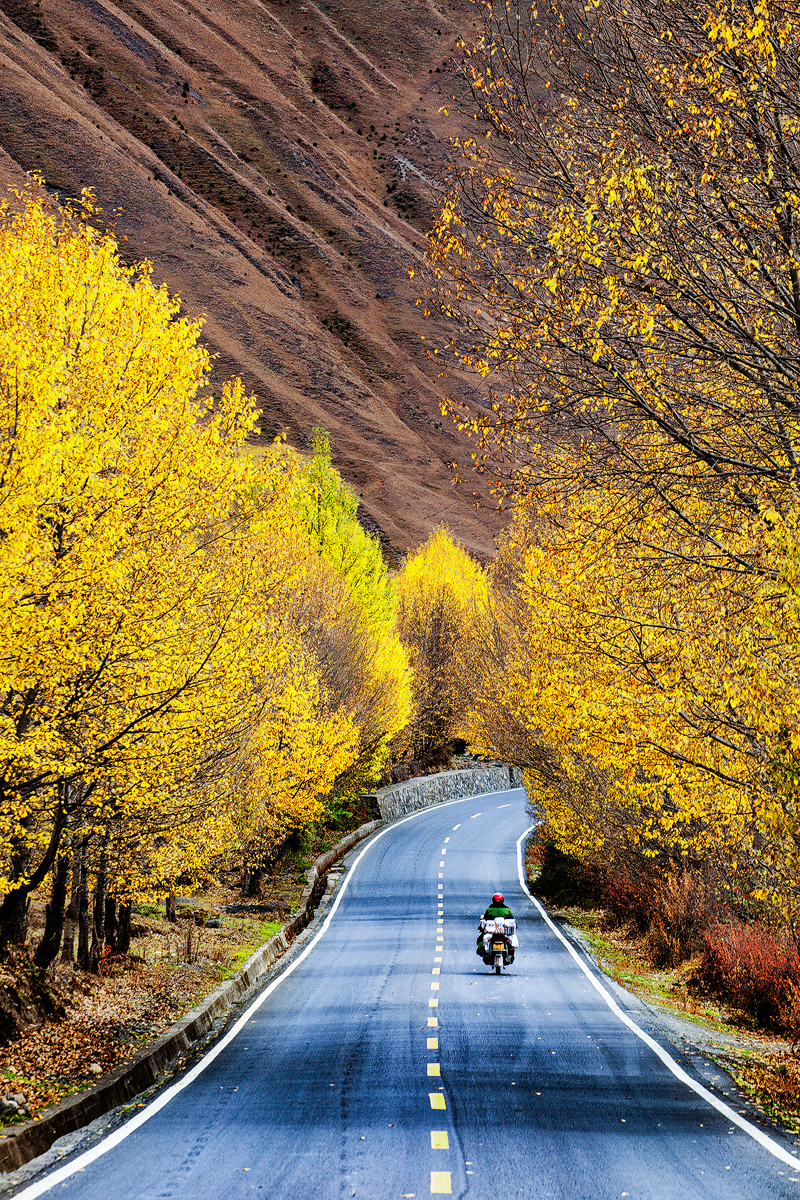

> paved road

[{"left": 17, "top": 788, "right": 800, "bottom": 1199}]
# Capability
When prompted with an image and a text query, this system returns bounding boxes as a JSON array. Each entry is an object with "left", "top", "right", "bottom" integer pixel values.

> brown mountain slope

[{"left": 0, "top": 0, "right": 502, "bottom": 558}]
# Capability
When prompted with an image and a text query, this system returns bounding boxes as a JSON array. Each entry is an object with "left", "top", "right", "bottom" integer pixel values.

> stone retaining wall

[{"left": 369, "top": 763, "right": 523, "bottom": 823}]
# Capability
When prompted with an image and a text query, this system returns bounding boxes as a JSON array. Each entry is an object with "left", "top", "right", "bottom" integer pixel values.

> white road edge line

[
  {"left": 15, "top": 787, "right": 525, "bottom": 1199},
  {"left": 515, "top": 824, "right": 800, "bottom": 1172}
]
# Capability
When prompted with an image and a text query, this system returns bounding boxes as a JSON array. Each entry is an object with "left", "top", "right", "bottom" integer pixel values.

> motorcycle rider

[
  {"left": 483, "top": 892, "right": 514, "bottom": 921},
  {"left": 476, "top": 892, "right": 517, "bottom": 962}
]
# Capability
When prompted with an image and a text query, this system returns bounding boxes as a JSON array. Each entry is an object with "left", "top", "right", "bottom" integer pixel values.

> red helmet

[{"left": 492, "top": 893, "right": 504, "bottom": 904}]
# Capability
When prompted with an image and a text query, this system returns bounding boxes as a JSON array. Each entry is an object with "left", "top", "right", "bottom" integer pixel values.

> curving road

[{"left": 15, "top": 787, "right": 800, "bottom": 1199}]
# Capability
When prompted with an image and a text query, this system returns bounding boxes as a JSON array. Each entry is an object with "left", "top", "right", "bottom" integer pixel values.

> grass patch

[{"left": 229, "top": 919, "right": 284, "bottom": 969}]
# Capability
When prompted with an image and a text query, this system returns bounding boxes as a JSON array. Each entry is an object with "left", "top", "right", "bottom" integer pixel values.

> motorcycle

[{"left": 479, "top": 917, "right": 517, "bottom": 974}]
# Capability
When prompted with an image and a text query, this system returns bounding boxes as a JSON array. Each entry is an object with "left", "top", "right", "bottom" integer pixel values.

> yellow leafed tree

[
  {"left": 0, "top": 183, "right": 361, "bottom": 967},
  {"left": 424, "top": 0, "right": 800, "bottom": 935},
  {"left": 251, "top": 435, "right": 412, "bottom": 825},
  {"left": 396, "top": 529, "right": 489, "bottom": 759}
]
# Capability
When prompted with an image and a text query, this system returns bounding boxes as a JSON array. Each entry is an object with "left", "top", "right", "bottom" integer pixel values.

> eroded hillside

[{"left": 0, "top": 0, "right": 502, "bottom": 557}]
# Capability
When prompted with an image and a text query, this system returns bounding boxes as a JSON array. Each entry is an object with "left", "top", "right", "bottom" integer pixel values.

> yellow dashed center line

[{"left": 426, "top": 880, "right": 451, "bottom": 1196}]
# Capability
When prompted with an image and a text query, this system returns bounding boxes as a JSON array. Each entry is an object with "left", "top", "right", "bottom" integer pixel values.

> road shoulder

[{"left": 551, "top": 910, "right": 800, "bottom": 1157}]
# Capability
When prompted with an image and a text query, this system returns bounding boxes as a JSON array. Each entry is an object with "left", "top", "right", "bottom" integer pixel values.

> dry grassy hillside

[{"left": 0, "top": 0, "right": 502, "bottom": 557}]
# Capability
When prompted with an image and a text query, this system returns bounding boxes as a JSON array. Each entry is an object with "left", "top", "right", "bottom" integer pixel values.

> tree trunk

[
  {"left": 76, "top": 840, "right": 91, "bottom": 971},
  {"left": 242, "top": 867, "right": 262, "bottom": 898},
  {"left": 113, "top": 902, "right": 132, "bottom": 956},
  {"left": 61, "top": 841, "right": 84, "bottom": 964},
  {"left": 0, "top": 833, "right": 34, "bottom": 959},
  {"left": 89, "top": 845, "right": 108, "bottom": 974},
  {"left": 104, "top": 895, "right": 117, "bottom": 952},
  {"left": 34, "top": 848, "right": 72, "bottom": 969},
  {"left": 165, "top": 893, "right": 177, "bottom": 923},
  {"left": 0, "top": 888, "right": 30, "bottom": 958},
  {"left": 0, "top": 784, "right": 72, "bottom": 961}
]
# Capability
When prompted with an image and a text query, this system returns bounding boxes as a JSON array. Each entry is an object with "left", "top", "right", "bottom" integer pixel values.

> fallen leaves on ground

[
  {"left": 1, "top": 959, "right": 226, "bottom": 1121},
  {"left": 726, "top": 1051, "right": 800, "bottom": 1133},
  {"left": 0, "top": 878, "right": 299, "bottom": 1125}
]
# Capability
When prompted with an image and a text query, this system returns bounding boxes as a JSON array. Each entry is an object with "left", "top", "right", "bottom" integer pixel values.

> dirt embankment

[{"left": 0, "top": 0, "right": 502, "bottom": 557}]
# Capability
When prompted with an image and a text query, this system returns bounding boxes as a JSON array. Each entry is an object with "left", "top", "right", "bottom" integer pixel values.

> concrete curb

[{"left": 0, "top": 818, "right": 384, "bottom": 1174}]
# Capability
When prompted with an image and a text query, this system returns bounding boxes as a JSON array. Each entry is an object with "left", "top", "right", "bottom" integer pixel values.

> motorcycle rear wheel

[{"left": 494, "top": 953, "right": 502, "bottom": 974}]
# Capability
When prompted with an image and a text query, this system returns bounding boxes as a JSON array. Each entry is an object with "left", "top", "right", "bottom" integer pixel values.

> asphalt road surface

[{"left": 16, "top": 787, "right": 800, "bottom": 1200}]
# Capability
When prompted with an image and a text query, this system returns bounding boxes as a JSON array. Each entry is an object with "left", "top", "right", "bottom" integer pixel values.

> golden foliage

[
  {"left": 260, "top": 435, "right": 412, "bottom": 814},
  {"left": 426, "top": 0, "right": 800, "bottom": 927},
  {"left": 396, "top": 529, "right": 489, "bottom": 755},
  {"left": 0, "top": 183, "right": 406, "bottom": 956}
]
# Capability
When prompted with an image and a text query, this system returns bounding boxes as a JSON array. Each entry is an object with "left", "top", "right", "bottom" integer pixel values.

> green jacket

[{"left": 483, "top": 903, "right": 514, "bottom": 920}]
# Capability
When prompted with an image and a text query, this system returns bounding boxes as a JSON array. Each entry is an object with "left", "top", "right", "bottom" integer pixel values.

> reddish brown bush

[
  {"left": 646, "top": 873, "right": 709, "bottom": 968},
  {"left": 602, "top": 866, "right": 710, "bottom": 966},
  {"left": 700, "top": 921, "right": 800, "bottom": 1032},
  {"left": 602, "top": 865, "right": 656, "bottom": 932}
]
